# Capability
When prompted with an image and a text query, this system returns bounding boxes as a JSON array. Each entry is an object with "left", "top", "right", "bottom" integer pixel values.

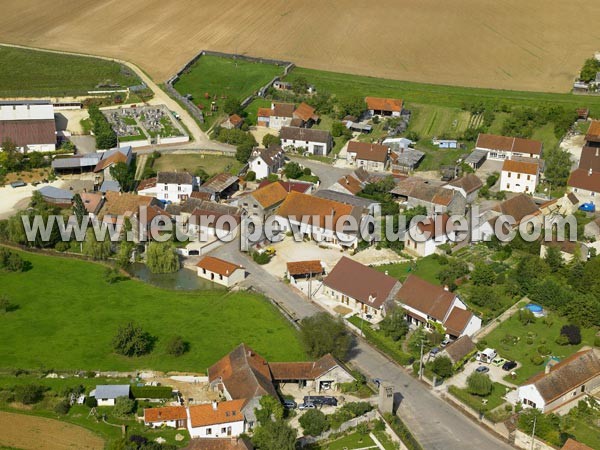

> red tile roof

[
  {"left": 257, "top": 180, "right": 313, "bottom": 193},
  {"left": 585, "top": 120, "right": 600, "bottom": 142},
  {"left": 286, "top": 260, "right": 323, "bottom": 276},
  {"left": 188, "top": 399, "right": 247, "bottom": 428},
  {"left": 502, "top": 159, "right": 540, "bottom": 175},
  {"left": 137, "top": 177, "right": 157, "bottom": 191},
  {"left": 250, "top": 180, "right": 288, "bottom": 209},
  {"left": 443, "top": 307, "right": 473, "bottom": 337},
  {"left": 0, "top": 119, "right": 56, "bottom": 147},
  {"left": 396, "top": 275, "right": 455, "bottom": 322},
  {"left": 568, "top": 168, "right": 600, "bottom": 193},
  {"left": 578, "top": 146, "right": 600, "bottom": 171},
  {"left": 347, "top": 141, "right": 389, "bottom": 163},
  {"left": 293, "top": 102, "right": 319, "bottom": 122},
  {"left": 476, "top": 133, "right": 542, "bottom": 156},
  {"left": 269, "top": 354, "right": 340, "bottom": 380},
  {"left": 272, "top": 103, "right": 295, "bottom": 118},
  {"left": 365, "top": 97, "right": 403, "bottom": 112},
  {"left": 335, "top": 175, "right": 363, "bottom": 195},
  {"left": 257, "top": 107, "right": 272, "bottom": 118},
  {"left": 415, "top": 214, "right": 452, "bottom": 239},
  {"left": 561, "top": 438, "right": 594, "bottom": 450},
  {"left": 196, "top": 256, "right": 243, "bottom": 277},
  {"left": 183, "top": 438, "right": 253, "bottom": 450},
  {"left": 323, "top": 257, "right": 399, "bottom": 308},
  {"left": 144, "top": 406, "right": 187, "bottom": 423}
]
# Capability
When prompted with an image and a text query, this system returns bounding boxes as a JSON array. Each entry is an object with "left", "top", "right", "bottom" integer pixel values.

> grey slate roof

[
  {"left": 38, "top": 186, "right": 74, "bottom": 201},
  {"left": 465, "top": 149, "right": 488, "bottom": 165},
  {"left": 314, "top": 190, "right": 378, "bottom": 209},
  {"left": 157, "top": 171, "right": 194, "bottom": 185},
  {"left": 100, "top": 180, "right": 121, "bottom": 193},
  {"left": 280, "top": 126, "right": 331, "bottom": 144},
  {"left": 93, "top": 384, "right": 130, "bottom": 399}
]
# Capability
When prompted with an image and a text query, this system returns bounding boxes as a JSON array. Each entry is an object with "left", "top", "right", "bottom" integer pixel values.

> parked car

[
  {"left": 429, "top": 347, "right": 440, "bottom": 357},
  {"left": 475, "top": 366, "right": 490, "bottom": 374},
  {"left": 283, "top": 400, "right": 297, "bottom": 409},
  {"left": 372, "top": 378, "right": 383, "bottom": 388},
  {"left": 10, "top": 181, "right": 26, "bottom": 188},
  {"left": 440, "top": 338, "right": 451, "bottom": 347},
  {"left": 303, "top": 396, "right": 337, "bottom": 407},
  {"left": 502, "top": 361, "right": 517, "bottom": 371},
  {"left": 298, "top": 402, "right": 315, "bottom": 410},
  {"left": 492, "top": 357, "right": 507, "bottom": 367}
]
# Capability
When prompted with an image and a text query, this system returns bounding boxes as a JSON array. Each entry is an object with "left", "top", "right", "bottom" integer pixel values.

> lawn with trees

[{"left": 0, "top": 249, "right": 306, "bottom": 371}]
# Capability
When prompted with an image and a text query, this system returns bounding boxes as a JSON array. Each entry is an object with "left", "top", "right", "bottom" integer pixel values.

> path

[{"left": 209, "top": 241, "right": 513, "bottom": 450}]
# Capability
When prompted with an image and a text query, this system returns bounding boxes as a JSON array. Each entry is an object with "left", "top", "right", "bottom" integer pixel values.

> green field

[
  {"left": 483, "top": 311, "right": 597, "bottom": 384},
  {"left": 0, "top": 250, "right": 305, "bottom": 371},
  {"left": 375, "top": 255, "right": 445, "bottom": 284},
  {"left": 0, "top": 46, "right": 143, "bottom": 97},
  {"left": 285, "top": 67, "right": 600, "bottom": 114},
  {"left": 173, "top": 55, "right": 284, "bottom": 129},
  {"left": 408, "top": 104, "right": 470, "bottom": 139},
  {"left": 152, "top": 153, "right": 242, "bottom": 176}
]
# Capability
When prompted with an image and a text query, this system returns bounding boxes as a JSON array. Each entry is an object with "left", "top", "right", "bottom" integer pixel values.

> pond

[{"left": 127, "top": 263, "right": 225, "bottom": 291}]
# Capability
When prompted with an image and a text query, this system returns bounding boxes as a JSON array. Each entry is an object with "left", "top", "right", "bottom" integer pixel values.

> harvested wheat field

[
  {"left": 0, "top": 411, "right": 104, "bottom": 450},
  {"left": 0, "top": 0, "right": 598, "bottom": 92}
]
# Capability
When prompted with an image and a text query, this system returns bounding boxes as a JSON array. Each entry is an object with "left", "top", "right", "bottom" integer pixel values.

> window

[
  {"left": 206, "top": 428, "right": 212, "bottom": 435},
  {"left": 219, "top": 274, "right": 223, "bottom": 280},
  {"left": 507, "top": 172, "right": 511, "bottom": 178},
  {"left": 221, "top": 427, "right": 227, "bottom": 433},
  {"left": 506, "top": 183, "right": 510, "bottom": 189},
  {"left": 202, "top": 269, "right": 206, "bottom": 274},
  {"left": 517, "top": 173, "right": 521, "bottom": 179},
  {"left": 527, "top": 175, "right": 531, "bottom": 181}
]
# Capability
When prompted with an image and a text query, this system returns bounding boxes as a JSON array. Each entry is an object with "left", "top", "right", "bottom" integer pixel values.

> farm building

[
  {"left": 91, "top": 384, "right": 131, "bottom": 406},
  {"left": 475, "top": 133, "right": 542, "bottom": 161},
  {"left": 280, "top": 127, "right": 333, "bottom": 156},
  {"left": 196, "top": 256, "right": 245, "bottom": 287},
  {"left": 365, "top": 97, "right": 403, "bottom": 117},
  {"left": 500, "top": 158, "right": 541, "bottom": 194},
  {"left": 0, "top": 100, "right": 56, "bottom": 152},
  {"left": 286, "top": 260, "right": 325, "bottom": 282},
  {"left": 37, "top": 186, "right": 73, "bottom": 206},
  {"left": 346, "top": 141, "right": 390, "bottom": 172}
]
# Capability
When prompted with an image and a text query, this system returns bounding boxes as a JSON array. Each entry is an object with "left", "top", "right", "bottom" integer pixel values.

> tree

[
  {"left": 469, "top": 286, "right": 503, "bottom": 313},
  {"left": 544, "top": 245, "right": 564, "bottom": 272},
  {"left": 54, "top": 399, "right": 71, "bottom": 415},
  {"left": 105, "top": 266, "right": 122, "bottom": 284},
  {"left": 223, "top": 97, "right": 243, "bottom": 116},
  {"left": 544, "top": 147, "right": 572, "bottom": 187},
  {"left": 471, "top": 263, "right": 496, "bottom": 286},
  {"left": 437, "top": 260, "right": 469, "bottom": 290},
  {"left": 166, "top": 335, "right": 189, "bottom": 356},
  {"left": 331, "top": 121, "right": 347, "bottom": 137},
  {"left": 337, "top": 96, "right": 365, "bottom": 118},
  {"left": 431, "top": 356, "right": 453, "bottom": 378},
  {"left": 299, "top": 409, "right": 329, "bottom": 436},
  {"left": 245, "top": 170, "right": 256, "bottom": 182},
  {"left": 112, "top": 322, "right": 155, "bottom": 357},
  {"left": 252, "top": 419, "right": 296, "bottom": 450},
  {"left": 112, "top": 396, "right": 136, "bottom": 417},
  {"left": 559, "top": 325, "right": 581, "bottom": 345},
  {"left": 518, "top": 308, "right": 536, "bottom": 326},
  {"left": 292, "top": 76, "right": 309, "bottom": 94},
  {"left": 262, "top": 133, "right": 281, "bottom": 148},
  {"left": 255, "top": 395, "right": 284, "bottom": 425},
  {"left": 194, "top": 168, "right": 210, "bottom": 183},
  {"left": 466, "top": 372, "right": 492, "bottom": 396},
  {"left": 14, "top": 384, "right": 45, "bottom": 404},
  {"left": 72, "top": 193, "right": 87, "bottom": 224},
  {"left": 85, "top": 396, "right": 98, "bottom": 408},
  {"left": 378, "top": 307, "right": 409, "bottom": 341},
  {"left": 146, "top": 241, "right": 180, "bottom": 274},
  {"left": 109, "top": 162, "right": 134, "bottom": 191},
  {"left": 82, "top": 229, "right": 111, "bottom": 260},
  {"left": 283, "top": 162, "right": 303, "bottom": 179},
  {"left": 564, "top": 293, "right": 600, "bottom": 327},
  {"left": 0, "top": 139, "right": 24, "bottom": 171},
  {"left": 580, "top": 58, "right": 600, "bottom": 82},
  {"left": 300, "top": 313, "right": 351, "bottom": 360}
]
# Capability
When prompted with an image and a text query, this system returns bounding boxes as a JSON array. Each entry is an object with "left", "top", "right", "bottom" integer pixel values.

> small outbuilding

[
  {"left": 196, "top": 256, "right": 245, "bottom": 287},
  {"left": 91, "top": 384, "right": 131, "bottom": 406}
]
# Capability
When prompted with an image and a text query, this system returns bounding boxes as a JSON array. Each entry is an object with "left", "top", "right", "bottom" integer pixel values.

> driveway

[
  {"left": 207, "top": 241, "right": 513, "bottom": 450},
  {"left": 289, "top": 157, "right": 353, "bottom": 190},
  {"left": 448, "top": 360, "right": 518, "bottom": 390}
]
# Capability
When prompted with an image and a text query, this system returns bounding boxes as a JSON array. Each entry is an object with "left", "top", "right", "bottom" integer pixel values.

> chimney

[
  {"left": 443, "top": 285, "right": 449, "bottom": 291},
  {"left": 596, "top": 148, "right": 599, "bottom": 157},
  {"left": 589, "top": 168, "right": 593, "bottom": 176},
  {"left": 212, "top": 401, "right": 218, "bottom": 411}
]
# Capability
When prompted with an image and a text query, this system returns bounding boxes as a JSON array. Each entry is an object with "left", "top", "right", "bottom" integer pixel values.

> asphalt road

[
  {"left": 210, "top": 241, "right": 513, "bottom": 450},
  {"left": 289, "top": 157, "right": 353, "bottom": 190}
]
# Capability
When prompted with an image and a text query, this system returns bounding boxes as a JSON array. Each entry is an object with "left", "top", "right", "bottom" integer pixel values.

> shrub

[
  {"left": 112, "top": 322, "right": 155, "bottom": 357},
  {"left": 356, "top": 422, "right": 370, "bottom": 435},
  {"left": 559, "top": 325, "right": 581, "bottom": 345},
  {"left": 112, "top": 396, "right": 136, "bottom": 417},
  {"left": 245, "top": 171, "right": 256, "bottom": 182},
  {"left": 530, "top": 354, "right": 544, "bottom": 365},
  {"left": 431, "top": 356, "right": 453, "bottom": 379},
  {"left": 85, "top": 396, "right": 98, "bottom": 408},
  {"left": 252, "top": 252, "right": 271, "bottom": 265},
  {"left": 537, "top": 345, "right": 550, "bottom": 356},
  {"left": 131, "top": 386, "right": 173, "bottom": 399},
  {"left": 383, "top": 413, "right": 423, "bottom": 450},
  {"left": 466, "top": 372, "right": 492, "bottom": 396},
  {"left": 54, "top": 399, "right": 71, "bottom": 415},
  {"left": 13, "top": 384, "right": 45, "bottom": 404},
  {"left": 166, "top": 335, "right": 189, "bottom": 357},
  {"left": 299, "top": 409, "right": 329, "bottom": 436},
  {"left": 594, "top": 336, "right": 600, "bottom": 348}
]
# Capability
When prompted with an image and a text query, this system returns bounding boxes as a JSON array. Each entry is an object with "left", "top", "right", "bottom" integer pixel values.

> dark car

[
  {"left": 475, "top": 366, "right": 490, "bottom": 374},
  {"left": 502, "top": 361, "right": 517, "bottom": 371},
  {"left": 303, "top": 396, "right": 338, "bottom": 407},
  {"left": 283, "top": 399, "right": 297, "bottom": 409}
]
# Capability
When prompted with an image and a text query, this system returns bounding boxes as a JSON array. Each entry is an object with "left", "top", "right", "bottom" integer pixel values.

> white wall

[
  {"left": 500, "top": 170, "right": 537, "bottom": 194},
  {"left": 188, "top": 420, "right": 245, "bottom": 439},
  {"left": 197, "top": 267, "right": 245, "bottom": 287},
  {"left": 249, "top": 157, "right": 271, "bottom": 180},
  {"left": 97, "top": 398, "right": 116, "bottom": 406},
  {"left": 517, "top": 384, "right": 546, "bottom": 411},
  {"left": 156, "top": 183, "right": 194, "bottom": 203},
  {"left": 282, "top": 139, "right": 331, "bottom": 155}
]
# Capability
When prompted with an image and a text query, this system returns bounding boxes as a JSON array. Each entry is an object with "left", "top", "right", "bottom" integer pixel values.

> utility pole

[
  {"left": 530, "top": 414, "right": 537, "bottom": 450},
  {"left": 419, "top": 339, "right": 424, "bottom": 380},
  {"left": 360, "top": 311, "right": 365, "bottom": 337}
]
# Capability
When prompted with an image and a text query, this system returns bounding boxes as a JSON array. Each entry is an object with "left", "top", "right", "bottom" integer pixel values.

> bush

[
  {"left": 559, "top": 325, "right": 581, "bottom": 345},
  {"left": 245, "top": 171, "right": 256, "bottom": 182},
  {"left": 537, "top": 345, "right": 550, "bottom": 356},
  {"left": 13, "top": 384, "right": 45, "bottom": 404},
  {"left": 383, "top": 413, "right": 423, "bottom": 450},
  {"left": 0, "top": 248, "right": 26, "bottom": 272},
  {"left": 85, "top": 396, "right": 98, "bottom": 408},
  {"left": 54, "top": 399, "right": 71, "bottom": 415},
  {"left": 466, "top": 372, "right": 492, "bottom": 396},
  {"left": 130, "top": 386, "right": 173, "bottom": 399},
  {"left": 431, "top": 356, "right": 453, "bottom": 379},
  {"left": 112, "top": 396, "right": 136, "bottom": 417},
  {"left": 252, "top": 252, "right": 271, "bottom": 265},
  {"left": 299, "top": 409, "right": 329, "bottom": 436},
  {"left": 166, "top": 335, "right": 189, "bottom": 357},
  {"left": 530, "top": 354, "right": 544, "bottom": 365},
  {"left": 112, "top": 322, "right": 155, "bottom": 357}
]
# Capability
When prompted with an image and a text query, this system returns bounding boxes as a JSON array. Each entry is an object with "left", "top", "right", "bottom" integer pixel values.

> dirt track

[
  {"left": 0, "top": 411, "right": 104, "bottom": 450},
  {"left": 0, "top": 0, "right": 598, "bottom": 92}
]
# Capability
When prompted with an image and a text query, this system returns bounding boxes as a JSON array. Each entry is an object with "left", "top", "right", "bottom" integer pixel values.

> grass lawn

[
  {"left": 285, "top": 67, "right": 600, "bottom": 115},
  {"left": 173, "top": 55, "right": 284, "bottom": 129},
  {"left": 569, "top": 417, "right": 600, "bottom": 450},
  {"left": 448, "top": 382, "right": 510, "bottom": 416},
  {"left": 483, "top": 311, "right": 597, "bottom": 384},
  {"left": 0, "top": 46, "right": 142, "bottom": 97},
  {"left": 313, "top": 432, "right": 377, "bottom": 450},
  {"left": 152, "top": 153, "right": 242, "bottom": 176},
  {"left": 372, "top": 430, "right": 397, "bottom": 450},
  {"left": 407, "top": 104, "right": 470, "bottom": 140},
  {"left": 374, "top": 255, "right": 444, "bottom": 284},
  {"left": 244, "top": 98, "right": 272, "bottom": 126},
  {"left": 0, "top": 250, "right": 305, "bottom": 371}
]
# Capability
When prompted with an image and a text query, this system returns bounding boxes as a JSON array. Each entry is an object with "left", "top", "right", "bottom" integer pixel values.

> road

[
  {"left": 210, "top": 241, "right": 513, "bottom": 450},
  {"left": 290, "top": 157, "right": 353, "bottom": 190}
]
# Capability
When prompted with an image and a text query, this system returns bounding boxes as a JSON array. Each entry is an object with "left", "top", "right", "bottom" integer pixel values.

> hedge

[
  {"left": 130, "top": 386, "right": 173, "bottom": 399},
  {"left": 383, "top": 412, "right": 423, "bottom": 450}
]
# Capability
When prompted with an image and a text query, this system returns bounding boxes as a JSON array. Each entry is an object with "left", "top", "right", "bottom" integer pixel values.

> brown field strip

[
  {"left": 0, "top": 411, "right": 104, "bottom": 450},
  {"left": 0, "top": 0, "right": 598, "bottom": 92}
]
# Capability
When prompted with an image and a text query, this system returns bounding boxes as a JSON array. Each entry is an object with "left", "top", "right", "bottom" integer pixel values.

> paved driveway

[
  {"left": 289, "top": 157, "right": 353, "bottom": 190},
  {"left": 449, "top": 360, "right": 518, "bottom": 389}
]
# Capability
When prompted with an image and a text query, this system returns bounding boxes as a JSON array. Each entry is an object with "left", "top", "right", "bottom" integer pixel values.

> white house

[
  {"left": 346, "top": 141, "right": 389, "bottom": 172},
  {"left": 91, "top": 385, "right": 131, "bottom": 406},
  {"left": 275, "top": 191, "right": 363, "bottom": 249},
  {"left": 395, "top": 275, "right": 482, "bottom": 338},
  {"left": 404, "top": 214, "right": 457, "bottom": 257},
  {"left": 187, "top": 400, "right": 247, "bottom": 439},
  {"left": 139, "top": 171, "right": 197, "bottom": 204},
  {"left": 144, "top": 406, "right": 188, "bottom": 429},
  {"left": 0, "top": 100, "right": 56, "bottom": 152},
  {"left": 500, "top": 159, "right": 540, "bottom": 194},
  {"left": 280, "top": 127, "right": 333, "bottom": 156},
  {"left": 475, "top": 133, "right": 542, "bottom": 161},
  {"left": 443, "top": 173, "right": 483, "bottom": 203},
  {"left": 257, "top": 103, "right": 295, "bottom": 130},
  {"left": 365, "top": 97, "right": 403, "bottom": 117},
  {"left": 196, "top": 256, "right": 245, "bottom": 287},
  {"left": 247, "top": 146, "right": 284, "bottom": 180},
  {"left": 517, "top": 349, "right": 600, "bottom": 413}
]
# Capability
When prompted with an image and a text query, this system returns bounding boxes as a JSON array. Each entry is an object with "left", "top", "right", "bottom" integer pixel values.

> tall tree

[
  {"left": 72, "top": 193, "right": 87, "bottom": 224},
  {"left": 82, "top": 229, "right": 111, "bottom": 260},
  {"left": 146, "top": 241, "right": 180, "bottom": 273},
  {"left": 299, "top": 313, "right": 351, "bottom": 360},
  {"left": 252, "top": 419, "right": 296, "bottom": 450}
]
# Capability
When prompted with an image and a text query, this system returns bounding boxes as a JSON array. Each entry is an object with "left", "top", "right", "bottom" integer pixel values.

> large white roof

[{"left": 0, "top": 101, "right": 55, "bottom": 121}]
